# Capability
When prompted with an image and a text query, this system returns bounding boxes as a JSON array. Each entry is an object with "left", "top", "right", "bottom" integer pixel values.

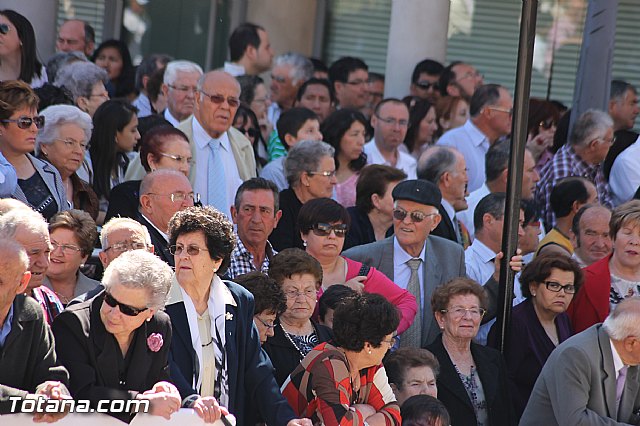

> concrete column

[{"left": 384, "top": 0, "right": 450, "bottom": 99}]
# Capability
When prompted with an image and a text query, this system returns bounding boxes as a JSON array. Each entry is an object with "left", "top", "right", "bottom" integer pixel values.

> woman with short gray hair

[
  {"left": 37, "top": 104, "right": 99, "bottom": 219},
  {"left": 52, "top": 249, "right": 182, "bottom": 422},
  {"left": 269, "top": 140, "right": 337, "bottom": 251},
  {"left": 54, "top": 61, "right": 109, "bottom": 117}
]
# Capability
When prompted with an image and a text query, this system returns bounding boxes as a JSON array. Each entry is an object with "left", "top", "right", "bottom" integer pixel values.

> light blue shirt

[
  {"left": 259, "top": 157, "right": 287, "bottom": 191},
  {"left": 458, "top": 183, "right": 490, "bottom": 240},
  {"left": 465, "top": 238, "right": 497, "bottom": 345},
  {"left": 438, "top": 119, "right": 490, "bottom": 193},
  {"left": 0, "top": 303, "right": 14, "bottom": 347},
  {"left": 0, "top": 151, "right": 17, "bottom": 198},
  {"left": 393, "top": 237, "right": 427, "bottom": 316}
]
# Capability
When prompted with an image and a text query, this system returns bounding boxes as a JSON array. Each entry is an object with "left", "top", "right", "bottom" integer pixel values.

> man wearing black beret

[{"left": 343, "top": 179, "right": 520, "bottom": 347}]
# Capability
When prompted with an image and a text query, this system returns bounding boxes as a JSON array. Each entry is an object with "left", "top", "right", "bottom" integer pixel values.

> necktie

[
  {"left": 455, "top": 216, "right": 471, "bottom": 249},
  {"left": 207, "top": 139, "right": 227, "bottom": 213},
  {"left": 617, "top": 365, "right": 628, "bottom": 408},
  {"left": 400, "top": 258, "right": 423, "bottom": 347}
]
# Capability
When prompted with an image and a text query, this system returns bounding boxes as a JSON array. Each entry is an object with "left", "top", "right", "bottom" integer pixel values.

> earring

[
  {"left": 531, "top": 292, "right": 536, "bottom": 297},
  {"left": 146, "top": 317, "right": 152, "bottom": 322},
  {"left": 368, "top": 349, "right": 372, "bottom": 354},
  {"left": 303, "top": 240, "right": 307, "bottom": 247},
  {"left": 79, "top": 264, "right": 85, "bottom": 268}
]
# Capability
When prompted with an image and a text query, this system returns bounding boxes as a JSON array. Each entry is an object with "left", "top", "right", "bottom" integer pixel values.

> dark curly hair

[
  {"left": 234, "top": 271, "right": 287, "bottom": 315},
  {"left": 268, "top": 248, "right": 323, "bottom": 289},
  {"left": 519, "top": 253, "right": 584, "bottom": 299},
  {"left": 297, "top": 197, "right": 351, "bottom": 235},
  {"left": 318, "top": 284, "right": 356, "bottom": 323},
  {"left": 168, "top": 206, "right": 235, "bottom": 275},
  {"left": 333, "top": 292, "right": 400, "bottom": 351},
  {"left": 321, "top": 109, "right": 368, "bottom": 172}
]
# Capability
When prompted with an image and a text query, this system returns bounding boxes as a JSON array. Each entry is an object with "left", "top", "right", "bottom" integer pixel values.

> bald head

[
  {"left": 194, "top": 71, "right": 241, "bottom": 138},
  {"left": 140, "top": 169, "right": 194, "bottom": 232}
]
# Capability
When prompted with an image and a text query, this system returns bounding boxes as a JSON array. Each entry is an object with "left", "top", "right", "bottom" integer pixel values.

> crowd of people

[{"left": 2, "top": 8, "right": 640, "bottom": 426}]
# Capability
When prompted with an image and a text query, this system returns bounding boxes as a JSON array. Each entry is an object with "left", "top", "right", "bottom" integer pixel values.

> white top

[
  {"left": 610, "top": 338, "right": 626, "bottom": 381},
  {"left": 30, "top": 65, "right": 48, "bottom": 89},
  {"left": 223, "top": 62, "right": 245, "bottom": 77},
  {"left": 441, "top": 199, "right": 457, "bottom": 224},
  {"left": 364, "top": 139, "right": 417, "bottom": 179},
  {"left": 393, "top": 237, "right": 426, "bottom": 313},
  {"left": 192, "top": 118, "right": 242, "bottom": 218},
  {"left": 164, "top": 108, "right": 180, "bottom": 127},
  {"left": 267, "top": 103, "right": 282, "bottom": 130},
  {"left": 458, "top": 183, "right": 490, "bottom": 240},
  {"left": 259, "top": 156, "right": 287, "bottom": 191},
  {"left": 132, "top": 93, "right": 153, "bottom": 118},
  {"left": 609, "top": 135, "right": 640, "bottom": 206},
  {"left": 437, "top": 119, "right": 490, "bottom": 193}
]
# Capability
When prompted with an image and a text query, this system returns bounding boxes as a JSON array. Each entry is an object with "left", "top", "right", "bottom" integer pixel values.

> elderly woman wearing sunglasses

[
  {"left": 52, "top": 249, "right": 182, "bottom": 423},
  {"left": 0, "top": 80, "right": 68, "bottom": 219},
  {"left": 298, "top": 197, "right": 417, "bottom": 334}
]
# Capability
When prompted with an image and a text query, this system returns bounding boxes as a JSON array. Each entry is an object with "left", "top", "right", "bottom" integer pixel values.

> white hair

[
  {"left": 0, "top": 238, "right": 29, "bottom": 274},
  {"left": 0, "top": 209, "right": 48, "bottom": 240},
  {"left": 36, "top": 105, "right": 93, "bottom": 155},
  {"left": 603, "top": 297, "right": 640, "bottom": 340},
  {"left": 100, "top": 217, "right": 152, "bottom": 248},
  {"left": 273, "top": 52, "right": 314, "bottom": 85},
  {"left": 163, "top": 60, "right": 203, "bottom": 86},
  {"left": 102, "top": 250, "right": 173, "bottom": 308},
  {"left": 54, "top": 61, "right": 108, "bottom": 100}
]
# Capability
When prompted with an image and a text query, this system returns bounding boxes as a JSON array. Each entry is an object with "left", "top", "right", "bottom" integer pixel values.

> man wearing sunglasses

[
  {"left": 409, "top": 59, "right": 444, "bottom": 105},
  {"left": 137, "top": 170, "right": 196, "bottom": 267}
]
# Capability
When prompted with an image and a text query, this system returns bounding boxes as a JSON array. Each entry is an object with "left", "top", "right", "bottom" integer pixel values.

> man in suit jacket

[
  {"left": 418, "top": 145, "right": 469, "bottom": 247},
  {"left": 521, "top": 297, "right": 640, "bottom": 425},
  {"left": 137, "top": 170, "right": 195, "bottom": 267},
  {"left": 0, "top": 239, "right": 70, "bottom": 419}
]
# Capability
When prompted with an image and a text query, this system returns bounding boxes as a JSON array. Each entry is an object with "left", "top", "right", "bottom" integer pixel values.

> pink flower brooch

[{"left": 147, "top": 333, "right": 164, "bottom": 352}]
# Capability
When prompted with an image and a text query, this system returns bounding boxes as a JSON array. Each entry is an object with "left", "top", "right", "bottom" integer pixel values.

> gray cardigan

[{"left": 11, "top": 154, "right": 68, "bottom": 215}]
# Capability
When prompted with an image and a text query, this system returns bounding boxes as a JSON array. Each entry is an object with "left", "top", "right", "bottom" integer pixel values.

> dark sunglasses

[
  {"left": 238, "top": 127, "right": 260, "bottom": 139},
  {"left": 199, "top": 90, "right": 240, "bottom": 107},
  {"left": 393, "top": 208, "right": 439, "bottom": 223},
  {"left": 311, "top": 223, "right": 348, "bottom": 238},
  {"left": 104, "top": 292, "right": 148, "bottom": 316},
  {"left": 415, "top": 81, "right": 439, "bottom": 91},
  {"left": 539, "top": 118, "right": 556, "bottom": 130},
  {"left": 1, "top": 115, "right": 45, "bottom": 130},
  {"left": 0, "top": 24, "right": 9, "bottom": 35}
]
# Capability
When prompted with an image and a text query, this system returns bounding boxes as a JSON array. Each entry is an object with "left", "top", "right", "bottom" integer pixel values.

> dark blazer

[
  {"left": 166, "top": 279, "right": 297, "bottom": 426},
  {"left": 51, "top": 291, "right": 172, "bottom": 422},
  {"left": 343, "top": 206, "right": 393, "bottom": 251},
  {"left": 487, "top": 298, "right": 573, "bottom": 420},
  {"left": 268, "top": 188, "right": 304, "bottom": 251},
  {"left": 0, "top": 295, "right": 69, "bottom": 413},
  {"left": 263, "top": 320, "right": 333, "bottom": 386},
  {"left": 136, "top": 213, "right": 174, "bottom": 267},
  {"left": 343, "top": 235, "right": 466, "bottom": 346},
  {"left": 431, "top": 203, "right": 459, "bottom": 244},
  {"left": 521, "top": 324, "right": 640, "bottom": 425},
  {"left": 426, "top": 334, "right": 515, "bottom": 426},
  {"left": 105, "top": 180, "right": 141, "bottom": 222}
]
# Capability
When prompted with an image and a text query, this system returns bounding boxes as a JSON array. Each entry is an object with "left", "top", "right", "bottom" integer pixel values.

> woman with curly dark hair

[
  {"left": 282, "top": 292, "right": 401, "bottom": 425},
  {"left": 321, "top": 109, "right": 368, "bottom": 207},
  {"left": 165, "top": 206, "right": 308, "bottom": 426},
  {"left": 89, "top": 99, "right": 140, "bottom": 223}
]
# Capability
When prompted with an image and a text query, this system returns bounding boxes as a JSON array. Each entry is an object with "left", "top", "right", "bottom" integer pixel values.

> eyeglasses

[
  {"left": 539, "top": 118, "right": 556, "bottom": 130},
  {"left": 595, "top": 136, "right": 616, "bottom": 146},
  {"left": 104, "top": 241, "right": 148, "bottom": 253},
  {"left": 345, "top": 79, "right": 367, "bottom": 87},
  {"left": 440, "top": 306, "right": 486, "bottom": 319},
  {"left": 53, "top": 138, "right": 89, "bottom": 151},
  {"left": 307, "top": 170, "right": 337, "bottom": 178},
  {"left": 382, "top": 335, "right": 397, "bottom": 347},
  {"left": 456, "top": 70, "right": 483, "bottom": 81},
  {"left": 543, "top": 281, "right": 576, "bottom": 294},
  {"left": 311, "top": 222, "right": 348, "bottom": 238},
  {"left": 375, "top": 114, "right": 409, "bottom": 127},
  {"left": 487, "top": 106, "right": 513, "bottom": 116},
  {"left": 104, "top": 291, "right": 148, "bottom": 316},
  {"left": 393, "top": 208, "right": 439, "bottom": 223},
  {"left": 1, "top": 115, "right": 45, "bottom": 129},
  {"left": 51, "top": 241, "right": 82, "bottom": 254},
  {"left": 168, "top": 84, "right": 198, "bottom": 94},
  {"left": 158, "top": 152, "right": 195, "bottom": 165},
  {"left": 271, "top": 75, "right": 287, "bottom": 84},
  {"left": 147, "top": 191, "right": 200, "bottom": 203},
  {"left": 415, "top": 81, "right": 439, "bottom": 91},
  {"left": 88, "top": 92, "right": 109, "bottom": 100},
  {"left": 238, "top": 127, "right": 260, "bottom": 139},
  {"left": 198, "top": 90, "right": 240, "bottom": 108},
  {"left": 168, "top": 244, "right": 209, "bottom": 256},
  {"left": 252, "top": 97, "right": 269, "bottom": 105},
  {"left": 0, "top": 24, "right": 10, "bottom": 35},
  {"left": 284, "top": 288, "right": 317, "bottom": 299},
  {"left": 255, "top": 316, "right": 276, "bottom": 330}
]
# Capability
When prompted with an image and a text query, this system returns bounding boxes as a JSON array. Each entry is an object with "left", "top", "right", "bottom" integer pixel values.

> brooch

[
  {"left": 225, "top": 312, "right": 233, "bottom": 321},
  {"left": 147, "top": 333, "right": 164, "bottom": 352}
]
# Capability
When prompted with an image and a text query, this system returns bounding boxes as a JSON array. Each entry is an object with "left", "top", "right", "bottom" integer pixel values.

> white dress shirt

[
  {"left": 393, "top": 237, "right": 426, "bottom": 313},
  {"left": 438, "top": 119, "right": 490, "bottom": 193},
  {"left": 192, "top": 118, "right": 242, "bottom": 217},
  {"left": 163, "top": 108, "right": 180, "bottom": 127},
  {"left": 223, "top": 62, "right": 246, "bottom": 77},
  {"left": 132, "top": 93, "right": 152, "bottom": 118},
  {"left": 259, "top": 156, "right": 287, "bottom": 191},
  {"left": 458, "top": 183, "right": 490, "bottom": 240},
  {"left": 609, "top": 135, "right": 640, "bottom": 206},
  {"left": 465, "top": 238, "right": 497, "bottom": 345},
  {"left": 364, "top": 139, "right": 417, "bottom": 179}
]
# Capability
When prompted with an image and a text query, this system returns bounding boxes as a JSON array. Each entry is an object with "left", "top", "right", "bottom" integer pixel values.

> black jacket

[
  {"left": 269, "top": 188, "right": 304, "bottom": 251},
  {"left": 344, "top": 206, "right": 393, "bottom": 251},
  {"left": 136, "top": 213, "right": 174, "bottom": 267},
  {"left": 431, "top": 203, "right": 459, "bottom": 244},
  {"left": 263, "top": 320, "right": 333, "bottom": 386}
]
